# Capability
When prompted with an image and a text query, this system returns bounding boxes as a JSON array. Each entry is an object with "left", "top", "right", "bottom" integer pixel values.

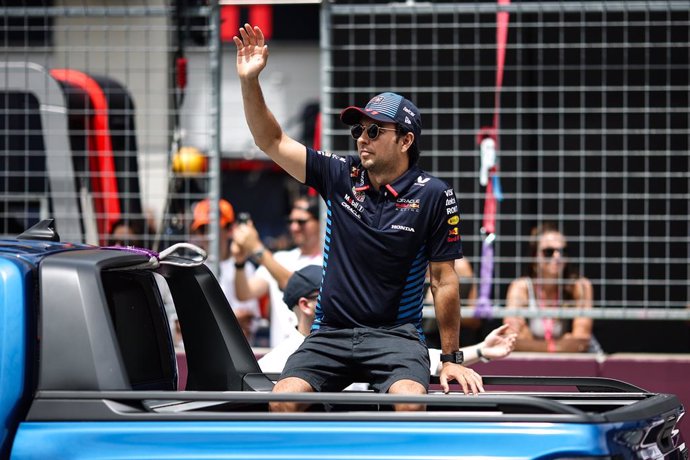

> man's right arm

[
  {"left": 234, "top": 24, "right": 307, "bottom": 182},
  {"left": 233, "top": 262, "right": 269, "bottom": 301},
  {"left": 231, "top": 238, "right": 270, "bottom": 301}
]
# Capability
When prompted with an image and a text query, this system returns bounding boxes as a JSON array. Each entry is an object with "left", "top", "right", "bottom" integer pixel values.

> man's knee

[
  {"left": 269, "top": 376, "right": 314, "bottom": 413},
  {"left": 388, "top": 378, "right": 427, "bottom": 395},
  {"left": 388, "top": 378, "right": 427, "bottom": 412}
]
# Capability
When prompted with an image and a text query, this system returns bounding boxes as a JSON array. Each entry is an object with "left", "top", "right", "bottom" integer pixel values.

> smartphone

[{"left": 236, "top": 212, "right": 251, "bottom": 224}]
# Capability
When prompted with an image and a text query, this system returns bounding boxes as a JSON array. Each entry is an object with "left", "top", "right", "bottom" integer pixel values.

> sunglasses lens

[
  {"left": 542, "top": 247, "right": 567, "bottom": 258},
  {"left": 350, "top": 124, "right": 383, "bottom": 140},
  {"left": 542, "top": 248, "right": 555, "bottom": 258},
  {"left": 350, "top": 124, "right": 364, "bottom": 139}
]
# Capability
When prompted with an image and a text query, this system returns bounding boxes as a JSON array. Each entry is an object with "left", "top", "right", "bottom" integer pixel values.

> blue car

[{"left": 1, "top": 220, "right": 686, "bottom": 459}]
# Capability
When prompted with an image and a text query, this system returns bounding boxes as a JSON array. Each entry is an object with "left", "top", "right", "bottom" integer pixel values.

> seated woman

[{"left": 504, "top": 223, "right": 596, "bottom": 353}]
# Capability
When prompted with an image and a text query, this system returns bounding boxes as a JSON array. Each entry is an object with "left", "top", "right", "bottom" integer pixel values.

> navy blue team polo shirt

[{"left": 304, "top": 146, "right": 463, "bottom": 336}]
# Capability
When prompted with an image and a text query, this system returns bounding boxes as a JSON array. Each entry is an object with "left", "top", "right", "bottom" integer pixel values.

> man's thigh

[
  {"left": 355, "top": 324, "right": 431, "bottom": 393},
  {"left": 280, "top": 328, "right": 356, "bottom": 392},
  {"left": 281, "top": 324, "right": 430, "bottom": 393}
]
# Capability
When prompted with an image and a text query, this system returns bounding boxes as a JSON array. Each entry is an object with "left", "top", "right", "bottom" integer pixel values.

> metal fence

[
  {"left": 0, "top": 2, "right": 225, "bottom": 270},
  {"left": 2, "top": 1, "right": 689, "bottom": 330},
  {"left": 322, "top": 1, "right": 690, "bottom": 326}
]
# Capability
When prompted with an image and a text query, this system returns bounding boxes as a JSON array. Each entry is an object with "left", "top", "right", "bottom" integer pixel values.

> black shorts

[{"left": 279, "top": 323, "right": 431, "bottom": 393}]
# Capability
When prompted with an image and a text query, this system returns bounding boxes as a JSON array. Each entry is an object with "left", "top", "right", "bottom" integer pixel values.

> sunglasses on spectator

[
  {"left": 350, "top": 123, "right": 396, "bottom": 140},
  {"left": 287, "top": 217, "right": 314, "bottom": 226},
  {"left": 541, "top": 247, "right": 567, "bottom": 258}
]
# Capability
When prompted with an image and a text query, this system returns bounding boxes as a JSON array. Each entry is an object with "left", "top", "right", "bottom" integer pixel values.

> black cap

[
  {"left": 293, "top": 195, "right": 320, "bottom": 220},
  {"left": 282, "top": 265, "right": 323, "bottom": 309}
]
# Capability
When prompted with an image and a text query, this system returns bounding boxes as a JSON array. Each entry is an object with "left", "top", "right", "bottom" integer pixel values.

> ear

[
  {"left": 400, "top": 132, "right": 414, "bottom": 152},
  {"left": 297, "top": 297, "right": 314, "bottom": 316}
]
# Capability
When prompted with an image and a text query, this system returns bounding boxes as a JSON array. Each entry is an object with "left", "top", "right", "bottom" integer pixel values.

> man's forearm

[
  {"left": 234, "top": 265, "right": 253, "bottom": 301},
  {"left": 239, "top": 77, "right": 282, "bottom": 155},
  {"left": 252, "top": 247, "right": 292, "bottom": 290},
  {"left": 433, "top": 284, "right": 461, "bottom": 353}
]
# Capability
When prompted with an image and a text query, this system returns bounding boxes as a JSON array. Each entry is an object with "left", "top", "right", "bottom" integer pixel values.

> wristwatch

[
  {"left": 440, "top": 350, "right": 464, "bottom": 364},
  {"left": 250, "top": 247, "right": 265, "bottom": 265}
]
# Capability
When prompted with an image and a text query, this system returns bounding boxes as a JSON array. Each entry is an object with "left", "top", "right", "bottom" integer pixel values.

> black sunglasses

[
  {"left": 350, "top": 123, "right": 396, "bottom": 140},
  {"left": 541, "top": 247, "right": 567, "bottom": 258},
  {"left": 287, "top": 217, "right": 313, "bottom": 226}
]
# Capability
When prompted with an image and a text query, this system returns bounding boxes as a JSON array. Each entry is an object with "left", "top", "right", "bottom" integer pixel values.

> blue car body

[{"left": 1, "top": 221, "right": 687, "bottom": 460}]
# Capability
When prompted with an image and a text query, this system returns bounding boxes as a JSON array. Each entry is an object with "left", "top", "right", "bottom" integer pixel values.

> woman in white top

[{"left": 504, "top": 223, "right": 595, "bottom": 353}]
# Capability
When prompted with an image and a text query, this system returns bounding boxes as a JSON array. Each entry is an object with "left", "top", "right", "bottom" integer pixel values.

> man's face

[
  {"left": 288, "top": 201, "right": 319, "bottom": 249},
  {"left": 536, "top": 231, "right": 567, "bottom": 279},
  {"left": 353, "top": 118, "right": 409, "bottom": 174}
]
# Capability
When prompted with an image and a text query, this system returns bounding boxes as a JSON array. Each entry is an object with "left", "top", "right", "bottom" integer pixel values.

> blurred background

[{"left": 1, "top": 0, "right": 688, "bottom": 353}]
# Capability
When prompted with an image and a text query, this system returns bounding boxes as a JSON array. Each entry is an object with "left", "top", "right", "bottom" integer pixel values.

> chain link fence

[
  {"left": 2, "top": 1, "right": 689, "bottom": 351},
  {"left": 322, "top": 1, "right": 690, "bottom": 333},
  {"left": 0, "top": 1, "right": 225, "bottom": 270}
]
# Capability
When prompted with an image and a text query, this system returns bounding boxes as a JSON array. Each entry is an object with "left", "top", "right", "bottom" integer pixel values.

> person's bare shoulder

[
  {"left": 505, "top": 277, "right": 530, "bottom": 306},
  {"left": 572, "top": 276, "right": 593, "bottom": 301}
]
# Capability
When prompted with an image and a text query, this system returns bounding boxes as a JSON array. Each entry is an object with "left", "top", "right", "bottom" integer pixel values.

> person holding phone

[{"left": 232, "top": 195, "right": 323, "bottom": 348}]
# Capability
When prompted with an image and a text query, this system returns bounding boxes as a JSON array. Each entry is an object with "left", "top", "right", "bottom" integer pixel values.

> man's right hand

[
  {"left": 233, "top": 24, "right": 269, "bottom": 80},
  {"left": 233, "top": 222, "right": 262, "bottom": 256}
]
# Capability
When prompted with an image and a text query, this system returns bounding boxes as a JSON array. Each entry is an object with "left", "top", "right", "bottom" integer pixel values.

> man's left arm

[{"left": 429, "top": 259, "right": 484, "bottom": 395}]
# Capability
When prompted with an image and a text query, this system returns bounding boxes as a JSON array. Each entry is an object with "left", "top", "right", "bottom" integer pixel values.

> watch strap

[
  {"left": 476, "top": 347, "right": 491, "bottom": 363},
  {"left": 440, "top": 350, "right": 464, "bottom": 364},
  {"left": 250, "top": 247, "right": 265, "bottom": 264}
]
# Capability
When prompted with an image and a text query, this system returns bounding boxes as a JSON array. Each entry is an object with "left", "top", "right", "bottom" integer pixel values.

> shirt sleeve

[
  {"left": 304, "top": 146, "right": 351, "bottom": 198},
  {"left": 427, "top": 183, "right": 463, "bottom": 262}
]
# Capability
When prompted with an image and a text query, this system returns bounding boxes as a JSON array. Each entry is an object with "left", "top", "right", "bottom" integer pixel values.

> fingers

[
  {"left": 236, "top": 24, "right": 264, "bottom": 47},
  {"left": 464, "top": 369, "right": 484, "bottom": 394},
  {"left": 441, "top": 366, "right": 485, "bottom": 395},
  {"left": 239, "top": 24, "right": 251, "bottom": 44},
  {"left": 254, "top": 25, "right": 265, "bottom": 46},
  {"left": 234, "top": 25, "right": 252, "bottom": 49},
  {"left": 440, "top": 374, "right": 449, "bottom": 394},
  {"left": 494, "top": 323, "right": 511, "bottom": 335}
]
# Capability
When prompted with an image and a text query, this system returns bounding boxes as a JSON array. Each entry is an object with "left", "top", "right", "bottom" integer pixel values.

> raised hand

[{"left": 233, "top": 24, "right": 269, "bottom": 80}]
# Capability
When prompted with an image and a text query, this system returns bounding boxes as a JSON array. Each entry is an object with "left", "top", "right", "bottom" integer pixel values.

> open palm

[{"left": 233, "top": 24, "right": 269, "bottom": 79}]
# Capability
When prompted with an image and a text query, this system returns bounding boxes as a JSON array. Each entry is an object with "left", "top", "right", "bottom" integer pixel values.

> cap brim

[
  {"left": 340, "top": 106, "right": 396, "bottom": 126},
  {"left": 191, "top": 219, "right": 208, "bottom": 231}
]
